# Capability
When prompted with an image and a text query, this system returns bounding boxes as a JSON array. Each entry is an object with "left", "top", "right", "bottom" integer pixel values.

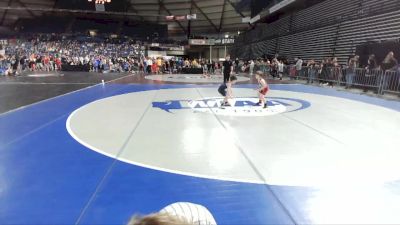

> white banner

[
  {"left": 189, "top": 39, "right": 215, "bottom": 46},
  {"left": 214, "top": 38, "right": 235, "bottom": 45}
]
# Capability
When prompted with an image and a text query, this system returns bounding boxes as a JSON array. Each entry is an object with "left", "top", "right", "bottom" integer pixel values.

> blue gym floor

[{"left": 1, "top": 75, "right": 400, "bottom": 224}]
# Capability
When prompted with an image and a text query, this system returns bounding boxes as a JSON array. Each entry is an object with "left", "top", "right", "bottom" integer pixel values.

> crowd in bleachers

[
  {"left": 0, "top": 34, "right": 229, "bottom": 76},
  {"left": 0, "top": 34, "right": 144, "bottom": 75}
]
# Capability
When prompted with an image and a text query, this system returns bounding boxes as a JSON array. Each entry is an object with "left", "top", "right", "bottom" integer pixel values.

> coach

[{"left": 222, "top": 55, "right": 233, "bottom": 83}]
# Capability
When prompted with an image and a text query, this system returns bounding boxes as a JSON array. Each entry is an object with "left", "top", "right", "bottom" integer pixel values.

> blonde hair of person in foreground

[
  {"left": 127, "top": 213, "right": 191, "bottom": 225},
  {"left": 127, "top": 202, "right": 217, "bottom": 225}
]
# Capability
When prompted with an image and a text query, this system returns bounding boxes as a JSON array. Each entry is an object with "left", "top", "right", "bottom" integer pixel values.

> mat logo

[{"left": 152, "top": 97, "right": 310, "bottom": 117}]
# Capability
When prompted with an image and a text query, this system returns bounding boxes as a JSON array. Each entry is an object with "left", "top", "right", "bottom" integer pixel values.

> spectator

[
  {"left": 249, "top": 60, "right": 255, "bottom": 75},
  {"left": 366, "top": 54, "right": 378, "bottom": 71},
  {"left": 321, "top": 58, "right": 333, "bottom": 86},
  {"left": 277, "top": 60, "right": 284, "bottom": 80},
  {"left": 346, "top": 55, "right": 359, "bottom": 89},
  {"left": 222, "top": 55, "right": 233, "bottom": 83},
  {"left": 234, "top": 58, "right": 240, "bottom": 74},
  {"left": 270, "top": 58, "right": 278, "bottom": 79},
  {"left": 381, "top": 51, "right": 398, "bottom": 71},
  {"left": 380, "top": 51, "right": 398, "bottom": 92},
  {"left": 295, "top": 57, "right": 303, "bottom": 77},
  {"left": 307, "top": 59, "right": 317, "bottom": 83}
]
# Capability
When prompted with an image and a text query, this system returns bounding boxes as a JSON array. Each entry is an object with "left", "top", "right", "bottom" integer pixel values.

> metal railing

[{"left": 286, "top": 66, "right": 400, "bottom": 96}]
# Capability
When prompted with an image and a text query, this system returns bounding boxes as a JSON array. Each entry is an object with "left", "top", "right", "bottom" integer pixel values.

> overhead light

[{"left": 225, "top": 34, "right": 229, "bottom": 38}]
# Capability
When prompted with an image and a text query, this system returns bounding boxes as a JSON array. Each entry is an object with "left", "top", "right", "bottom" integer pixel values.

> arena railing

[{"left": 284, "top": 66, "right": 400, "bottom": 96}]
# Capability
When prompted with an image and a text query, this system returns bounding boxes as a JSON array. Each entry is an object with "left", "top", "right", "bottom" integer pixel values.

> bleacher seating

[
  {"left": 291, "top": 0, "right": 359, "bottom": 31},
  {"left": 232, "top": 0, "right": 400, "bottom": 64},
  {"left": 335, "top": 9, "right": 400, "bottom": 64}
]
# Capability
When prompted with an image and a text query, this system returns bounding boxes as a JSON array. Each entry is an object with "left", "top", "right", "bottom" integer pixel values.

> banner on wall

[
  {"left": 214, "top": 38, "right": 235, "bottom": 45},
  {"left": 147, "top": 50, "right": 167, "bottom": 57},
  {"left": 167, "top": 50, "right": 185, "bottom": 56},
  {"left": 189, "top": 39, "right": 215, "bottom": 46},
  {"left": 189, "top": 39, "right": 234, "bottom": 46}
]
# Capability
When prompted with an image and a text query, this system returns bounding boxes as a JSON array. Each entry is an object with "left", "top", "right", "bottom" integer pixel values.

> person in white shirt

[
  {"left": 146, "top": 58, "right": 153, "bottom": 74},
  {"left": 278, "top": 60, "right": 284, "bottom": 80},
  {"left": 249, "top": 60, "right": 255, "bottom": 75},
  {"left": 0, "top": 45, "right": 5, "bottom": 59},
  {"left": 295, "top": 57, "right": 303, "bottom": 78}
]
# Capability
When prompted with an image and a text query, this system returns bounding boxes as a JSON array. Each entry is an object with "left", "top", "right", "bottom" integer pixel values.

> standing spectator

[
  {"left": 249, "top": 60, "right": 255, "bottom": 76},
  {"left": 207, "top": 61, "right": 213, "bottom": 75},
  {"left": 157, "top": 57, "right": 163, "bottom": 73},
  {"left": 165, "top": 60, "right": 170, "bottom": 74},
  {"left": 321, "top": 58, "right": 332, "bottom": 86},
  {"left": 367, "top": 54, "right": 378, "bottom": 71},
  {"left": 270, "top": 58, "right": 278, "bottom": 79},
  {"left": 235, "top": 58, "right": 240, "bottom": 74},
  {"left": 94, "top": 57, "right": 100, "bottom": 73},
  {"left": 265, "top": 59, "right": 271, "bottom": 76},
  {"left": 362, "top": 54, "right": 378, "bottom": 92},
  {"left": 36, "top": 55, "right": 43, "bottom": 71},
  {"left": 20, "top": 55, "right": 27, "bottom": 72},
  {"left": 381, "top": 51, "right": 398, "bottom": 71},
  {"left": 346, "top": 55, "right": 359, "bottom": 89},
  {"left": 43, "top": 55, "right": 50, "bottom": 72},
  {"left": 139, "top": 59, "right": 144, "bottom": 73},
  {"left": 332, "top": 57, "right": 341, "bottom": 86},
  {"left": 295, "top": 57, "right": 303, "bottom": 78},
  {"left": 145, "top": 57, "right": 151, "bottom": 74},
  {"left": 152, "top": 59, "right": 158, "bottom": 74},
  {"left": 11, "top": 56, "right": 18, "bottom": 76},
  {"left": 380, "top": 51, "right": 398, "bottom": 92},
  {"left": 184, "top": 58, "right": 190, "bottom": 68},
  {"left": 222, "top": 55, "right": 233, "bottom": 83},
  {"left": 307, "top": 59, "right": 316, "bottom": 83},
  {"left": 0, "top": 44, "right": 4, "bottom": 59},
  {"left": 277, "top": 60, "right": 284, "bottom": 80},
  {"left": 55, "top": 57, "right": 62, "bottom": 71}
]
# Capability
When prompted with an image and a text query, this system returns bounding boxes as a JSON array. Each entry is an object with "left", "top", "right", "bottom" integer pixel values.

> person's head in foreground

[
  {"left": 128, "top": 202, "right": 217, "bottom": 225},
  {"left": 128, "top": 213, "right": 191, "bottom": 225}
]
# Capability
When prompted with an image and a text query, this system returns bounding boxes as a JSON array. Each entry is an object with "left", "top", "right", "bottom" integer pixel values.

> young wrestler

[
  {"left": 255, "top": 71, "right": 269, "bottom": 108},
  {"left": 218, "top": 75, "right": 238, "bottom": 107}
]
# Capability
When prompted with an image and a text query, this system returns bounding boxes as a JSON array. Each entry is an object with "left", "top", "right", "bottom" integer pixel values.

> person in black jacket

[{"left": 222, "top": 55, "right": 233, "bottom": 83}]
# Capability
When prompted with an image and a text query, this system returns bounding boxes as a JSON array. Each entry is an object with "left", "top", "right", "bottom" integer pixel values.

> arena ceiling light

[{"left": 88, "top": 0, "right": 111, "bottom": 4}]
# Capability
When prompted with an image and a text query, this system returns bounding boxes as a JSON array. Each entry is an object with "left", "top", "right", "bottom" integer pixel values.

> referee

[{"left": 222, "top": 55, "right": 233, "bottom": 83}]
